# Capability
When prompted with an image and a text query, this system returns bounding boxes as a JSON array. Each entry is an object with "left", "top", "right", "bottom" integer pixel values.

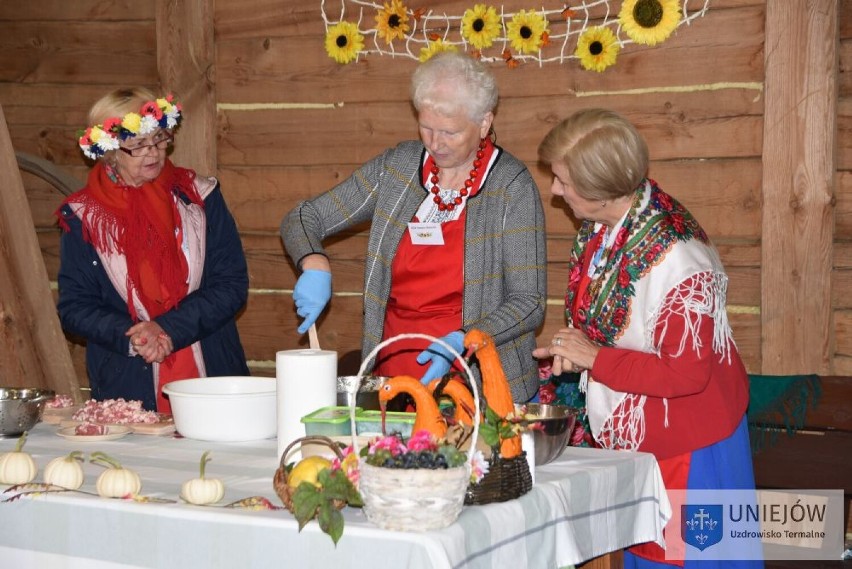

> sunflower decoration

[
  {"left": 375, "top": 0, "right": 411, "bottom": 44},
  {"left": 461, "top": 4, "right": 502, "bottom": 50},
  {"left": 418, "top": 38, "right": 459, "bottom": 62},
  {"left": 325, "top": 21, "right": 365, "bottom": 64},
  {"left": 505, "top": 9, "right": 549, "bottom": 55},
  {"left": 575, "top": 26, "right": 620, "bottom": 72},
  {"left": 619, "top": 0, "right": 681, "bottom": 46}
]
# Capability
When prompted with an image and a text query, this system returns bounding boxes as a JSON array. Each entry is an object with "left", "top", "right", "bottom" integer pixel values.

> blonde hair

[
  {"left": 87, "top": 87, "right": 158, "bottom": 129},
  {"left": 538, "top": 108, "right": 648, "bottom": 201}
]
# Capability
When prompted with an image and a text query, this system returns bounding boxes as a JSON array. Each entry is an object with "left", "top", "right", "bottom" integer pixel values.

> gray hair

[{"left": 410, "top": 52, "right": 498, "bottom": 121}]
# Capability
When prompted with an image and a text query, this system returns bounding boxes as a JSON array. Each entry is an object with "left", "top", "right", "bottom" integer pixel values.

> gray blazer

[{"left": 281, "top": 140, "right": 547, "bottom": 401}]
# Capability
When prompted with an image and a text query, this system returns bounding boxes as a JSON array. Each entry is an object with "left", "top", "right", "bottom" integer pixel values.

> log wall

[{"left": 0, "top": 0, "right": 849, "bottom": 388}]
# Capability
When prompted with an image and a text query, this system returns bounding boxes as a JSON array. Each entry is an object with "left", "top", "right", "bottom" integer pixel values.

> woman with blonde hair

[
  {"left": 57, "top": 87, "right": 250, "bottom": 412},
  {"left": 535, "top": 108, "right": 761, "bottom": 568}
]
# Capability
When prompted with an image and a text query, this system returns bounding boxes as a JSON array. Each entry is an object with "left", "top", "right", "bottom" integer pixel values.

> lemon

[{"left": 288, "top": 456, "right": 332, "bottom": 489}]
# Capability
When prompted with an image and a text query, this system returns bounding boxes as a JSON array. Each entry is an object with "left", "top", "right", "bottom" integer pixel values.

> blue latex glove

[
  {"left": 416, "top": 331, "right": 465, "bottom": 385},
  {"left": 293, "top": 269, "right": 332, "bottom": 334}
]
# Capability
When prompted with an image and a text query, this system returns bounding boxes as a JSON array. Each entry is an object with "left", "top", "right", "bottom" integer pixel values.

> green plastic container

[
  {"left": 355, "top": 410, "right": 416, "bottom": 438},
  {"left": 301, "top": 406, "right": 360, "bottom": 436}
]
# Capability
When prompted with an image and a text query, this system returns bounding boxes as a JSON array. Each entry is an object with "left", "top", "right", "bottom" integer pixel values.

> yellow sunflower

[
  {"left": 575, "top": 26, "right": 620, "bottom": 72},
  {"left": 461, "top": 4, "right": 501, "bottom": 50},
  {"left": 325, "top": 21, "right": 365, "bottom": 64},
  {"left": 619, "top": 0, "right": 680, "bottom": 46},
  {"left": 418, "top": 39, "right": 459, "bottom": 62},
  {"left": 375, "top": 0, "right": 410, "bottom": 44},
  {"left": 506, "top": 10, "right": 549, "bottom": 55}
]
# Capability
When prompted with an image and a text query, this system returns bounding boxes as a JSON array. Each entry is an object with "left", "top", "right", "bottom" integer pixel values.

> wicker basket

[
  {"left": 464, "top": 451, "right": 533, "bottom": 505},
  {"left": 272, "top": 435, "right": 347, "bottom": 512},
  {"left": 348, "top": 333, "right": 481, "bottom": 532}
]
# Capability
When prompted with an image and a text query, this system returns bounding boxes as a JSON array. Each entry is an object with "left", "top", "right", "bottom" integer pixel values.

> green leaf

[
  {"left": 479, "top": 421, "right": 499, "bottom": 447},
  {"left": 317, "top": 501, "right": 345, "bottom": 545},
  {"left": 484, "top": 405, "right": 502, "bottom": 425},
  {"left": 292, "top": 484, "right": 322, "bottom": 529}
]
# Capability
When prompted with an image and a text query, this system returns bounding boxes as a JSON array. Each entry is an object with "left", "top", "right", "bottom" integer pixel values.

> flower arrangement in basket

[
  {"left": 347, "top": 333, "right": 484, "bottom": 532},
  {"left": 272, "top": 435, "right": 362, "bottom": 545}
]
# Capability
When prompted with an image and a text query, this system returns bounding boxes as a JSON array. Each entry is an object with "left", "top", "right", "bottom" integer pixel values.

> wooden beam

[
  {"left": 761, "top": 1, "right": 838, "bottom": 374},
  {"left": 0, "top": 104, "right": 80, "bottom": 400},
  {"left": 156, "top": 0, "right": 216, "bottom": 177}
]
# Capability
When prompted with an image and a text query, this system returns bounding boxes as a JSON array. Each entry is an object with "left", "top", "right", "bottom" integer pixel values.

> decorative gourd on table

[
  {"left": 181, "top": 451, "right": 225, "bottom": 505},
  {"left": 428, "top": 378, "right": 475, "bottom": 426},
  {"left": 0, "top": 431, "right": 37, "bottom": 485},
  {"left": 378, "top": 375, "right": 447, "bottom": 438},
  {"left": 463, "top": 329, "right": 522, "bottom": 459},
  {"left": 44, "top": 450, "right": 85, "bottom": 490},
  {"left": 90, "top": 451, "right": 141, "bottom": 498}
]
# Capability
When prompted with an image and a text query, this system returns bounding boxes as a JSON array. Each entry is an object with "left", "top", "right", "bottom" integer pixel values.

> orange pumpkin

[
  {"left": 427, "top": 378, "right": 475, "bottom": 426},
  {"left": 463, "top": 329, "right": 522, "bottom": 458},
  {"left": 378, "top": 375, "right": 447, "bottom": 439}
]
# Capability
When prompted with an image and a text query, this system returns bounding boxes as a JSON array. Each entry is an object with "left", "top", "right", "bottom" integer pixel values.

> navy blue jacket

[{"left": 57, "top": 183, "right": 250, "bottom": 410}]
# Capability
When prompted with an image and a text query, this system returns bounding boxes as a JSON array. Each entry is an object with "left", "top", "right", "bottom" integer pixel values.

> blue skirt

[{"left": 624, "top": 417, "right": 764, "bottom": 569}]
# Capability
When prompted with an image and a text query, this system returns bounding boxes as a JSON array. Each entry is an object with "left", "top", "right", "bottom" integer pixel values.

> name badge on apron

[{"left": 408, "top": 222, "right": 444, "bottom": 245}]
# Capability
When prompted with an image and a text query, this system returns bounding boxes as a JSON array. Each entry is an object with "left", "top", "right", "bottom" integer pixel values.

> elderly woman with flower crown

[
  {"left": 281, "top": 52, "right": 546, "bottom": 401},
  {"left": 56, "top": 87, "right": 250, "bottom": 413}
]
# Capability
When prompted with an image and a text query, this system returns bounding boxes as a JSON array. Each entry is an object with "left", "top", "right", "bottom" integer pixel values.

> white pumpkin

[
  {"left": 44, "top": 451, "right": 85, "bottom": 490},
  {"left": 0, "top": 432, "right": 37, "bottom": 485},
  {"left": 90, "top": 451, "right": 141, "bottom": 498},
  {"left": 180, "top": 451, "right": 225, "bottom": 505}
]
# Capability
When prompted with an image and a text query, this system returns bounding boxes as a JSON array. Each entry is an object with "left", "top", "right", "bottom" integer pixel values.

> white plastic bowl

[{"left": 162, "top": 377, "right": 276, "bottom": 442}]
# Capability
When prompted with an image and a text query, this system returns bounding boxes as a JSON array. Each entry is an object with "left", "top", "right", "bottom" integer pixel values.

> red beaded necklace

[{"left": 428, "top": 138, "right": 487, "bottom": 212}]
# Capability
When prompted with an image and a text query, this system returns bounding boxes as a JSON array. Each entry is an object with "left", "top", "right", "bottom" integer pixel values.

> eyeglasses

[{"left": 118, "top": 133, "right": 173, "bottom": 157}]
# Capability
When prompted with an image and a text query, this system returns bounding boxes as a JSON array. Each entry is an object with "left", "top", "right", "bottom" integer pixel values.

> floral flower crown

[{"left": 78, "top": 94, "right": 182, "bottom": 160}]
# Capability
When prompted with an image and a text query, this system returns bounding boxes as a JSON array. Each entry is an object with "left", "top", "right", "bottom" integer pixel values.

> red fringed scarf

[{"left": 60, "top": 159, "right": 203, "bottom": 321}]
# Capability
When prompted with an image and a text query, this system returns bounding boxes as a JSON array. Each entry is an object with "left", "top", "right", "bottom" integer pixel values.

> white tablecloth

[{"left": 0, "top": 423, "right": 671, "bottom": 569}]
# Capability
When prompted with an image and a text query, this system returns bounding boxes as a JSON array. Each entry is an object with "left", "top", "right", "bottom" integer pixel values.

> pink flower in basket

[
  {"left": 470, "top": 450, "right": 489, "bottom": 483},
  {"left": 331, "top": 445, "right": 360, "bottom": 487},
  {"left": 368, "top": 434, "right": 407, "bottom": 456},
  {"left": 407, "top": 429, "right": 438, "bottom": 452}
]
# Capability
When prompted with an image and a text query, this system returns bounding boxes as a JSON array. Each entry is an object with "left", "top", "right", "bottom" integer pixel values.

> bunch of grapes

[{"left": 365, "top": 445, "right": 465, "bottom": 470}]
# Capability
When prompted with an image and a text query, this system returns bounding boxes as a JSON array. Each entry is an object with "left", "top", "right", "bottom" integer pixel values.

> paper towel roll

[{"left": 276, "top": 349, "right": 337, "bottom": 462}]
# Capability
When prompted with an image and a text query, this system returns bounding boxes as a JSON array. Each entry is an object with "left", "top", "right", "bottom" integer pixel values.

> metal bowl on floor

[
  {"left": 0, "top": 387, "right": 55, "bottom": 438},
  {"left": 336, "top": 375, "right": 388, "bottom": 411},
  {"left": 518, "top": 403, "right": 579, "bottom": 466}
]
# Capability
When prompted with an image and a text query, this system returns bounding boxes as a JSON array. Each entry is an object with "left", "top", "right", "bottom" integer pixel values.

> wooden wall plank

[
  {"left": 838, "top": 171, "right": 852, "bottom": 236},
  {"left": 835, "top": 270, "right": 852, "bottom": 309},
  {"left": 0, "top": 22, "right": 157, "bottom": 85},
  {"left": 761, "top": 1, "right": 837, "bottom": 374},
  {"left": 218, "top": 158, "right": 763, "bottom": 239},
  {"left": 837, "top": 310, "right": 852, "bottom": 355},
  {"left": 236, "top": 288, "right": 763, "bottom": 373},
  {"left": 156, "top": 0, "right": 216, "bottom": 176},
  {"left": 217, "top": 92, "right": 763, "bottom": 167},
  {"left": 0, "top": 2, "right": 152, "bottom": 20},
  {"left": 216, "top": 4, "right": 764, "bottom": 104},
  {"left": 0, "top": 104, "right": 79, "bottom": 398},
  {"left": 213, "top": 0, "right": 763, "bottom": 41}
]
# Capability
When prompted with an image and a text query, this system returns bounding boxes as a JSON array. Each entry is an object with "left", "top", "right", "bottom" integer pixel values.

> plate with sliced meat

[{"left": 56, "top": 424, "right": 132, "bottom": 442}]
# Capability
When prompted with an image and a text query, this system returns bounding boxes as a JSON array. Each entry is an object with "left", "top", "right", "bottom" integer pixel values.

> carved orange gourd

[
  {"left": 378, "top": 375, "right": 447, "bottom": 439},
  {"left": 427, "top": 379, "right": 475, "bottom": 426},
  {"left": 463, "top": 329, "right": 521, "bottom": 458}
]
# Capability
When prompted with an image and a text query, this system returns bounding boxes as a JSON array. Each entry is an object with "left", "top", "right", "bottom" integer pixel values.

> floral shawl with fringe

[{"left": 567, "top": 179, "right": 736, "bottom": 450}]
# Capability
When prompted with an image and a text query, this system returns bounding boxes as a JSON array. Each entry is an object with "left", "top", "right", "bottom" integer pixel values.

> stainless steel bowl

[
  {"left": 336, "top": 375, "right": 388, "bottom": 410},
  {"left": 520, "top": 403, "right": 579, "bottom": 466},
  {"left": 0, "top": 387, "right": 55, "bottom": 438}
]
